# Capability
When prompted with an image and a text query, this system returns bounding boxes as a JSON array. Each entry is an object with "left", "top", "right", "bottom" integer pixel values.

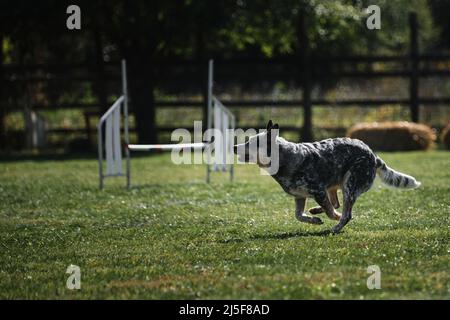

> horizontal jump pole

[{"left": 127, "top": 142, "right": 208, "bottom": 151}]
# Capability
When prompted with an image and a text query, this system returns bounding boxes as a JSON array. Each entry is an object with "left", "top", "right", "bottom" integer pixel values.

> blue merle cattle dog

[{"left": 234, "top": 120, "right": 421, "bottom": 233}]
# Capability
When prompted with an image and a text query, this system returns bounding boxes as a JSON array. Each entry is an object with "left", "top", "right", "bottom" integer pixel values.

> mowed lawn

[{"left": 0, "top": 151, "right": 449, "bottom": 299}]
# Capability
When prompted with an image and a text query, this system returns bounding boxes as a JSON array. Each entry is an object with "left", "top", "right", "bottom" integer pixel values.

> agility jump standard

[{"left": 98, "top": 59, "right": 235, "bottom": 189}]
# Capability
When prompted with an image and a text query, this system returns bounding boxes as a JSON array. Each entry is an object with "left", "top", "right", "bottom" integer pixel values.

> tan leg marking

[
  {"left": 295, "top": 198, "right": 323, "bottom": 225},
  {"left": 309, "top": 187, "right": 341, "bottom": 217}
]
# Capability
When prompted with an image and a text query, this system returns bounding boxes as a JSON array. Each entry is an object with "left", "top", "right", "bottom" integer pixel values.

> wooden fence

[{"left": 2, "top": 12, "right": 450, "bottom": 146}]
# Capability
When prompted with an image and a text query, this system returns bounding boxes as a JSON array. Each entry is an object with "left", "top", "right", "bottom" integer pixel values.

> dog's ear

[
  {"left": 266, "top": 120, "right": 273, "bottom": 131},
  {"left": 270, "top": 123, "right": 279, "bottom": 139}
]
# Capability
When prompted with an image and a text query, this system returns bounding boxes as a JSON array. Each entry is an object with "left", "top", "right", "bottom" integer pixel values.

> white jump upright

[
  {"left": 206, "top": 60, "right": 235, "bottom": 183},
  {"left": 98, "top": 59, "right": 235, "bottom": 189},
  {"left": 98, "top": 60, "right": 130, "bottom": 189}
]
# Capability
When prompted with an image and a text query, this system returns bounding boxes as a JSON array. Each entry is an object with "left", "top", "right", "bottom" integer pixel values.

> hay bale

[
  {"left": 347, "top": 121, "right": 435, "bottom": 151},
  {"left": 441, "top": 123, "right": 450, "bottom": 150}
]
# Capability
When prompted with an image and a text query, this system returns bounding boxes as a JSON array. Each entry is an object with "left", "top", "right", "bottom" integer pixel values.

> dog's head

[{"left": 234, "top": 120, "right": 279, "bottom": 167}]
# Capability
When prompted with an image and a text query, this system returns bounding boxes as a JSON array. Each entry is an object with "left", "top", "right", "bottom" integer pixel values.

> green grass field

[{"left": 0, "top": 151, "right": 449, "bottom": 299}]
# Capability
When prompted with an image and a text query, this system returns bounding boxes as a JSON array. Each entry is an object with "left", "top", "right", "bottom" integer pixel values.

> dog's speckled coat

[{"left": 236, "top": 120, "right": 421, "bottom": 233}]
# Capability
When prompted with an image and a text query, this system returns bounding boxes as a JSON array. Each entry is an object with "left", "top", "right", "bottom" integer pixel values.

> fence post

[
  {"left": 196, "top": 19, "right": 208, "bottom": 127},
  {"left": 409, "top": 12, "right": 419, "bottom": 123},
  {"left": 93, "top": 18, "right": 108, "bottom": 147},
  {"left": 84, "top": 12, "right": 108, "bottom": 151},
  {"left": 298, "top": 11, "right": 313, "bottom": 142}
]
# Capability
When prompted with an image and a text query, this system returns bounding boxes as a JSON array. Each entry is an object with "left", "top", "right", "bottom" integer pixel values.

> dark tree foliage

[{"left": 0, "top": 0, "right": 438, "bottom": 144}]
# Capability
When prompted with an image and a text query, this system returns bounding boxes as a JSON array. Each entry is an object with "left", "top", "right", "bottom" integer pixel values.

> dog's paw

[
  {"left": 311, "top": 217, "right": 323, "bottom": 225},
  {"left": 331, "top": 225, "right": 343, "bottom": 234},
  {"left": 309, "top": 207, "right": 324, "bottom": 215}
]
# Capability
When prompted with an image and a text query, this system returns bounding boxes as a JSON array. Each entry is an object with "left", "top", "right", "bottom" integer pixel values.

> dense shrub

[
  {"left": 347, "top": 121, "right": 435, "bottom": 151},
  {"left": 440, "top": 123, "right": 450, "bottom": 150}
]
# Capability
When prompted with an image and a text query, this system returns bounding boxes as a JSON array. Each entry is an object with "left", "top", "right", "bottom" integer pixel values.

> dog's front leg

[
  {"left": 314, "top": 191, "right": 341, "bottom": 221},
  {"left": 295, "top": 198, "right": 323, "bottom": 225}
]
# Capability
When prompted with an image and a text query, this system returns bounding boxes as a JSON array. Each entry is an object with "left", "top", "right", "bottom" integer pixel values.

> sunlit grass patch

[{"left": 0, "top": 151, "right": 449, "bottom": 299}]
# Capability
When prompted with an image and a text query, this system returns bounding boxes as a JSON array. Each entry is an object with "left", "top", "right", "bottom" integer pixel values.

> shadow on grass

[
  {"left": 221, "top": 229, "right": 333, "bottom": 243},
  {"left": 0, "top": 151, "right": 97, "bottom": 162},
  {"left": 252, "top": 229, "right": 333, "bottom": 239}
]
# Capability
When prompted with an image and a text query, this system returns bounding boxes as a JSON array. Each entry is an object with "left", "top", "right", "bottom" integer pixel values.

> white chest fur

[{"left": 288, "top": 186, "right": 312, "bottom": 198}]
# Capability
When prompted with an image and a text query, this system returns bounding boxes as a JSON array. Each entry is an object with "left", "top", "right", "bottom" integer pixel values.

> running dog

[{"left": 234, "top": 120, "right": 421, "bottom": 233}]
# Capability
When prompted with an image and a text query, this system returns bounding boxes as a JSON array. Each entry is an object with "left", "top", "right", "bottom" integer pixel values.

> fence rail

[
  {"left": 2, "top": 12, "right": 450, "bottom": 145},
  {"left": 26, "top": 95, "right": 450, "bottom": 111}
]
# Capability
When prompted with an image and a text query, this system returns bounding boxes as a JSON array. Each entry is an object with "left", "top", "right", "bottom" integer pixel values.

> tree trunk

[
  {"left": 409, "top": 12, "right": 419, "bottom": 123},
  {"left": 128, "top": 59, "right": 157, "bottom": 144},
  {"left": 93, "top": 11, "right": 107, "bottom": 113},
  {"left": 297, "top": 10, "right": 313, "bottom": 142},
  {"left": 0, "top": 31, "right": 5, "bottom": 150},
  {"left": 119, "top": 1, "right": 159, "bottom": 145},
  {"left": 196, "top": 17, "right": 208, "bottom": 126}
]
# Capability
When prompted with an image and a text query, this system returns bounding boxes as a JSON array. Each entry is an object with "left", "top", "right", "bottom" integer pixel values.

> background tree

[{"left": 0, "top": 0, "right": 441, "bottom": 146}]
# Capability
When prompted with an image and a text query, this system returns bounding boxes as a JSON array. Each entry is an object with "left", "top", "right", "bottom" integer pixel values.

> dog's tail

[{"left": 375, "top": 157, "right": 421, "bottom": 189}]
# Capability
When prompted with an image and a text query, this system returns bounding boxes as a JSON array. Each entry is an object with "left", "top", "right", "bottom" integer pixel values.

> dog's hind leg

[
  {"left": 295, "top": 198, "right": 323, "bottom": 225},
  {"left": 313, "top": 191, "right": 341, "bottom": 221},
  {"left": 331, "top": 191, "right": 355, "bottom": 233},
  {"left": 331, "top": 166, "right": 374, "bottom": 233},
  {"left": 309, "top": 188, "right": 340, "bottom": 214},
  {"left": 328, "top": 189, "right": 340, "bottom": 209}
]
